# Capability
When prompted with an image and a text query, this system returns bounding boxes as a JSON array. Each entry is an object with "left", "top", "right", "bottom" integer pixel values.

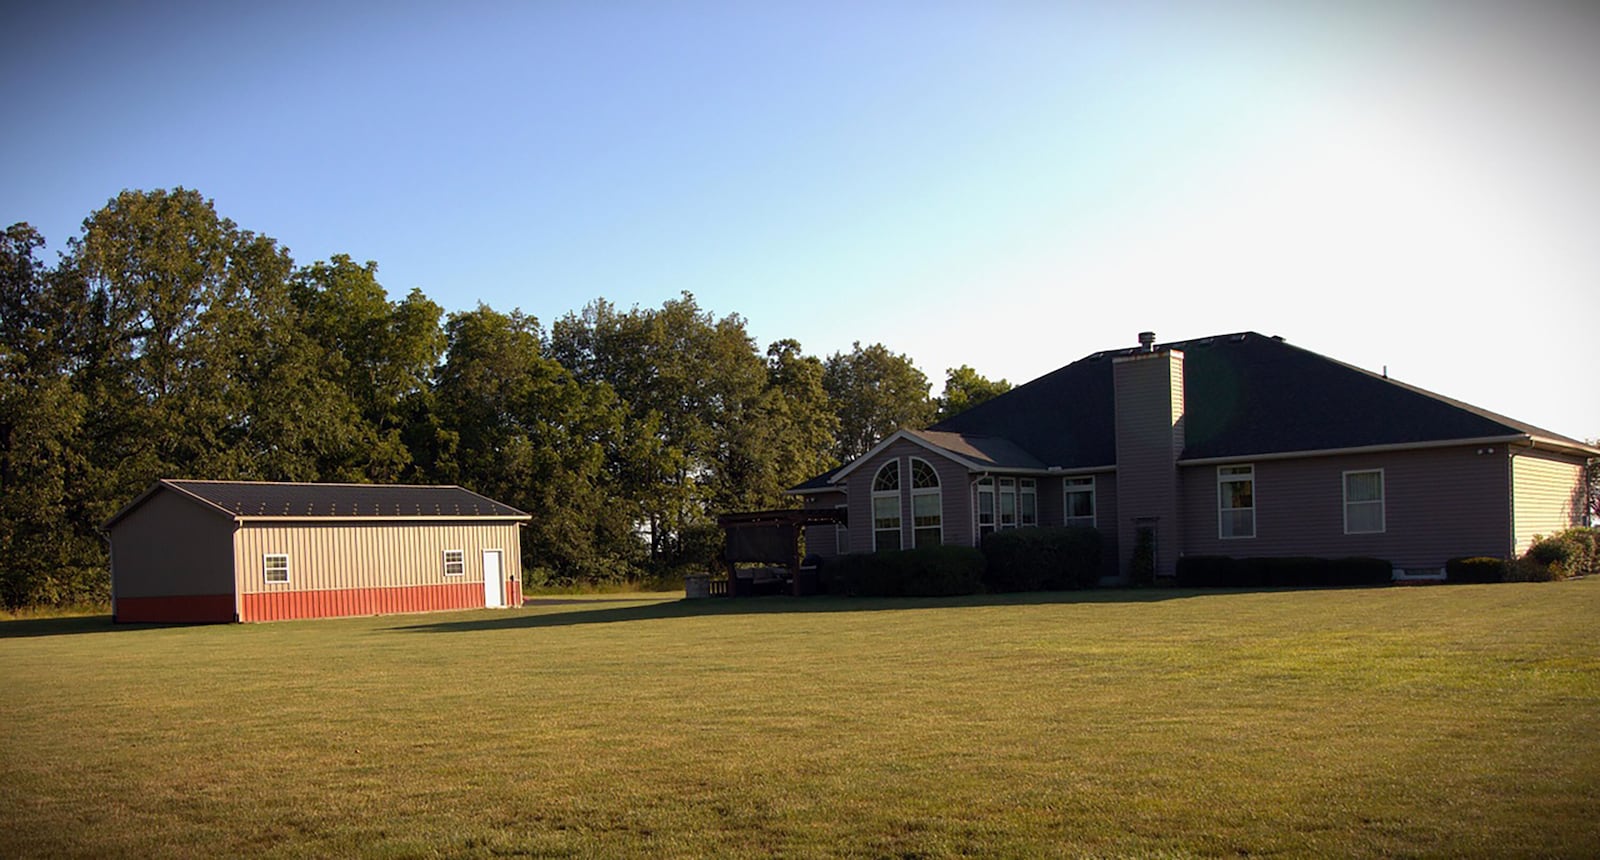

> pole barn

[{"left": 105, "top": 480, "right": 532, "bottom": 623}]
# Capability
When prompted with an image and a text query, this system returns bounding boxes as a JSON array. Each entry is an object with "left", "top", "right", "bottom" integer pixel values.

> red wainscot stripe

[
  {"left": 240, "top": 583, "right": 488, "bottom": 622},
  {"left": 115, "top": 594, "right": 236, "bottom": 624}
]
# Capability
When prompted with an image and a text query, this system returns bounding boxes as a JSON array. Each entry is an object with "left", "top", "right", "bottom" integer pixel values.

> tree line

[{"left": 0, "top": 188, "right": 1011, "bottom": 607}]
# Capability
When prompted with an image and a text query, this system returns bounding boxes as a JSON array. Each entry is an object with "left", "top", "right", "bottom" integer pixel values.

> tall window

[
  {"left": 977, "top": 477, "right": 996, "bottom": 536},
  {"left": 872, "top": 460, "right": 901, "bottom": 551},
  {"left": 1218, "top": 465, "right": 1255, "bottom": 539},
  {"left": 999, "top": 478, "right": 1018, "bottom": 529},
  {"left": 264, "top": 554, "right": 289, "bottom": 584},
  {"left": 1063, "top": 476, "right": 1096, "bottom": 527},
  {"left": 1019, "top": 479, "right": 1037, "bottom": 527},
  {"left": 1344, "top": 470, "right": 1385, "bottom": 534},
  {"left": 910, "top": 458, "right": 942, "bottom": 547}
]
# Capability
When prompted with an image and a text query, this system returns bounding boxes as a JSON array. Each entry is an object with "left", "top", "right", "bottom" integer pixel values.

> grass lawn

[{"left": 4, "top": 582, "right": 1599, "bottom": 858}]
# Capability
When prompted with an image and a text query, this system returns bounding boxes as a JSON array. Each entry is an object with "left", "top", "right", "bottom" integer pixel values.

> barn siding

[
  {"left": 109, "top": 489, "right": 237, "bottom": 619},
  {"left": 234, "top": 521, "right": 524, "bottom": 621},
  {"left": 1178, "top": 445, "right": 1511, "bottom": 569},
  {"left": 1511, "top": 448, "right": 1588, "bottom": 555}
]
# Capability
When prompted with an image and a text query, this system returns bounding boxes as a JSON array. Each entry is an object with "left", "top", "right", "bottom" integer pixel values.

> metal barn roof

[{"left": 104, "top": 480, "right": 531, "bottom": 529}]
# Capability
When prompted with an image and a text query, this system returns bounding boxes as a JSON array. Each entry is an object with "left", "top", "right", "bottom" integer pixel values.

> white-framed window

[
  {"left": 1063, "top": 476, "right": 1096, "bottom": 527},
  {"left": 443, "top": 549, "right": 465, "bottom": 577},
  {"left": 1218, "top": 465, "right": 1255, "bottom": 539},
  {"left": 910, "top": 458, "right": 942, "bottom": 548},
  {"left": 1019, "top": 478, "right": 1037, "bottom": 527},
  {"left": 976, "top": 477, "right": 996, "bottom": 536},
  {"left": 872, "top": 460, "right": 902, "bottom": 551},
  {"left": 999, "top": 478, "right": 1017, "bottom": 529},
  {"left": 264, "top": 553, "right": 289, "bottom": 584},
  {"left": 1344, "top": 469, "right": 1386, "bottom": 534}
]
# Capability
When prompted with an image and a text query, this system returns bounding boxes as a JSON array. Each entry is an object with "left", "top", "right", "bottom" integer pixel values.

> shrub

[
  {"left": 1516, "top": 528, "right": 1599, "bottom": 581},
  {"left": 980, "top": 526, "right": 1102, "bottom": 592},
  {"left": 1173, "top": 556, "right": 1233, "bottom": 588},
  {"left": 1445, "top": 557, "right": 1508, "bottom": 584},
  {"left": 1174, "top": 555, "right": 1392, "bottom": 588},
  {"left": 1526, "top": 535, "right": 1574, "bottom": 569},
  {"left": 828, "top": 546, "right": 985, "bottom": 597},
  {"left": 1506, "top": 557, "right": 1560, "bottom": 583},
  {"left": 1128, "top": 526, "right": 1157, "bottom": 587}
]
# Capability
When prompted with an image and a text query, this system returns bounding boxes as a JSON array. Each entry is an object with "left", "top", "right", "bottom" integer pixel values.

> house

[
  {"left": 105, "top": 480, "right": 532, "bottom": 622},
  {"left": 792, "top": 332, "right": 1596, "bottom": 581}
]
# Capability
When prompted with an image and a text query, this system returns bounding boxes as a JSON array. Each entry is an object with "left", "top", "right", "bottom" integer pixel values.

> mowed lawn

[{"left": 4, "top": 582, "right": 1599, "bottom": 858}]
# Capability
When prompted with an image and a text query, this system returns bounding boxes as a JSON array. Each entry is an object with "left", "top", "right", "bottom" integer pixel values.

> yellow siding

[
  {"left": 234, "top": 521, "right": 523, "bottom": 594},
  {"left": 1512, "top": 452, "right": 1585, "bottom": 555}
]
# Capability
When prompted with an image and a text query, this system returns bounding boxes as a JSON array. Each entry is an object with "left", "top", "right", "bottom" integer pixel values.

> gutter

[{"left": 1176, "top": 435, "right": 1534, "bottom": 466}]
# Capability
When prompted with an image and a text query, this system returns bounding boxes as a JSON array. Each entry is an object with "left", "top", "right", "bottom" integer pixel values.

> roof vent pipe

[{"left": 1137, "top": 331, "right": 1156, "bottom": 352}]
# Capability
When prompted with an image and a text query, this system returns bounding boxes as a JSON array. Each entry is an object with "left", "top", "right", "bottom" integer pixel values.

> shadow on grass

[
  {"left": 394, "top": 588, "right": 1222, "bottom": 633},
  {"left": 0, "top": 614, "right": 118, "bottom": 639}
]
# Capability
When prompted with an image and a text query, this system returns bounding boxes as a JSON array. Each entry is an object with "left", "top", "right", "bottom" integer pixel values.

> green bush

[
  {"left": 1520, "top": 528, "right": 1598, "bottom": 580},
  {"left": 828, "top": 545, "right": 986, "bottom": 597},
  {"left": 1128, "top": 526, "right": 1157, "bottom": 587},
  {"left": 1506, "top": 557, "right": 1560, "bottom": 583},
  {"left": 1174, "top": 556, "right": 1392, "bottom": 588},
  {"left": 1445, "top": 557, "right": 1508, "bottom": 584},
  {"left": 980, "top": 526, "right": 1102, "bottom": 592}
]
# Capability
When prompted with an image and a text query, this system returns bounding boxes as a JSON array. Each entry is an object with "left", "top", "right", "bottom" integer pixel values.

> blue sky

[{"left": 5, "top": 1, "right": 1597, "bottom": 439}]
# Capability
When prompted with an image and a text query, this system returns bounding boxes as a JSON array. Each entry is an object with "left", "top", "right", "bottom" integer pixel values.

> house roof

[
  {"left": 104, "top": 479, "right": 532, "bottom": 529},
  {"left": 933, "top": 332, "right": 1597, "bottom": 465},
  {"left": 791, "top": 331, "right": 1596, "bottom": 490},
  {"left": 906, "top": 429, "right": 1047, "bottom": 470}
]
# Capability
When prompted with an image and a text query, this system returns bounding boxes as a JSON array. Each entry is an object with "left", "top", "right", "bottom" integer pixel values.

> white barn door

[{"left": 482, "top": 550, "right": 504, "bottom": 608}]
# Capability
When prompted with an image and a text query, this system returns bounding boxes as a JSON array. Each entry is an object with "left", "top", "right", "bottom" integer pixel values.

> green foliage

[
  {"left": 935, "top": 364, "right": 1011, "bottom": 420},
  {"left": 1175, "top": 556, "right": 1393, "bottom": 588},
  {"left": 1522, "top": 528, "right": 1599, "bottom": 581},
  {"left": 1445, "top": 557, "right": 1508, "bottom": 584},
  {"left": 828, "top": 545, "right": 985, "bottom": 597},
  {"left": 1128, "top": 526, "right": 1157, "bottom": 587},
  {"left": 823, "top": 341, "right": 935, "bottom": 461},
  {"left": 979, "top": 526, "right": 1102, "bottom": 591}
]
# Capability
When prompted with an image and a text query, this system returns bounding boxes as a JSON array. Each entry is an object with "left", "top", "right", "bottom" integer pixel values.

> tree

[
  {"left": 434, "top": 306, "right": 645, "bottom": 583},
  {"left": 0, "top": 224, "right": 100, "bottom": 607},
  {"left": 936, "top": 365, "right": 1011, "bottom": 420},
  {"left": 549, "top": 292, "right": 772, "bottom": 570},
  {"left": 822, "top": 342, "right": 935, "bottom": 461},
  {"left": 289, "top": 256, "right": 445, "bottom": 480}
]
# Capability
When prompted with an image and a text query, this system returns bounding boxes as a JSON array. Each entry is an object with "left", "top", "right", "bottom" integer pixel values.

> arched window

[
  {"left": 872, "top": 461, "right": 901, "bottom": 551},
  {"left": 910, "top": 458, "right": 942, "bottom": 547}
]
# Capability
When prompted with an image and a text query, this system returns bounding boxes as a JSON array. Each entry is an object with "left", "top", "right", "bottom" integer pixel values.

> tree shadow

[
  {"left": 0, "top": 614, "right": 119, "bottom": 639},
  {"left": 393, "top": 588, "right": 1208, "bottom": 633}
]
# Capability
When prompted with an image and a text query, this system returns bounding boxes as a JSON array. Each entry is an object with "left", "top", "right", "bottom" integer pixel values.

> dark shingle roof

[
  {"left": 107, "top": 480, "right": 530, "bottom": 527},
  {"left": 906, "top": 429, "right": 1047, "bottom": 470},
  {"left": 933, "top": 332, "right": 1593, "bottom": 465}
]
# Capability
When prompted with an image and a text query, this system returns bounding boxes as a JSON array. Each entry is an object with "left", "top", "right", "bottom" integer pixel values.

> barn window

[
  {"left": 443, "top": 549, "right": 465, "bottom": 577},
  {"left": 264, "top": 554, "right": 289, "bottom": 584}
]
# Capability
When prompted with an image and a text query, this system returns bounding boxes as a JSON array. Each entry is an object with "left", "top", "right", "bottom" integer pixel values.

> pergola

[{"left": 714, "top": 508, "right": 847, "bottom": 596}]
